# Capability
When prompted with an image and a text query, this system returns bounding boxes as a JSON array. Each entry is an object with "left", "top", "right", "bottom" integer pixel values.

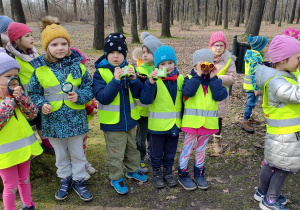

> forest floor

[{"left": 1, "top": 21, "right": 300, "bottom": 210}]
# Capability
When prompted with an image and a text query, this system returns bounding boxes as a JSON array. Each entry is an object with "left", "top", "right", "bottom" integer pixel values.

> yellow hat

[{"left": 41, "top": 24, "right": 71, "bottom": 51}]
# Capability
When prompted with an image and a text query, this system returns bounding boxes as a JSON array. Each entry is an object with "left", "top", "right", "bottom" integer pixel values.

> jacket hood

[
  {"left": 245, "top": 49, "right": 263, "bottom": 63},
  {"left": 220, "top": 50, "right": 237, "bottom": 62}
]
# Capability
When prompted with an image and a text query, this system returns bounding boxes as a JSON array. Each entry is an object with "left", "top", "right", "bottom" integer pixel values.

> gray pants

[
  {"left": 259, "top": 163, "right": 291, "bottom": 201},
  {"left": 49, "top": 134, "right": 87, "bottom": 181}
]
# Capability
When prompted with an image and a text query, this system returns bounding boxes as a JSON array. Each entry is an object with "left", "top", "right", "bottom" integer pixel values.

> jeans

[{"left": 244, "top": 92, "right": 259, "bottom": 121}]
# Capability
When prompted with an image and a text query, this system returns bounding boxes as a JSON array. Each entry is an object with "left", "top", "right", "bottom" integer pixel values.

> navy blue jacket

[
  {"left": 182, "top": 69, "right": 228, "bottom": 101},
  {"left": 93, "top": 55, "right": 143, "bottom": 131}
]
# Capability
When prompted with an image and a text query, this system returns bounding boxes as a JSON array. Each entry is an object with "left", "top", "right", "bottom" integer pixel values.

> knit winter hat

[
  {"left": 267, "top": 35, "right": 300, "bottom": 63},
  {"left": 248, "top": 35, "right": 268, "bottom": 51},
  {"left": 7, "top": 22, "right": 32, "bottom": 43},
  {"left": 142, "top": 34, "right": 163, "bottom": 56},
  {"left": 104, "top": 32, "right": 128, "bottom": 59},
  {"left": 281, "top": 28, "right": 300, "bottom": 41},
  {"left": 141, "top": 32, "right": 150, "bottom": 41},
  {"left": 209, "top": 31, "right": 227, "bottom": 48},
  {"left": 0, "top": 47, "right": 20, "bottom": 75},
  {"left": 0, "top": 16, "right": 14, "bottom": 33},
  {"left": 41, "top": 24, "right": 71, "bottom": 51},
  {"left": 154, "top": 45, "right": 177, "bottom": 67},
  {"left": 193, "top": 49, "right": 214, "bottom": 67}
]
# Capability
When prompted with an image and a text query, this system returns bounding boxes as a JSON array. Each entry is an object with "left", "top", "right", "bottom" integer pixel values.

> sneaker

[
  {"left": 259, "top": 197, "right": 289, "bottom": 210},
  {"left": 139, "top": 162, "right": 149, "bottom": 173},
  {"left": 73, "top": 179, "right": 93, "bottom": 201},
  {"left": 125, "top": 170, "right": 148, "bottom": 182},
  {"left": 163, "top": 167, "right": 177, "bottom": 187},
  {"left": 254, "top": 188, "right": 287, "bottom": 205},
  {"left": 110, "top": 178, "right": 129, "bottom": 194},
  {"left": 84, "top": 172, "right": 90, "bottom": 181},
  {"left": 178, "top": 167, "right": 197, "bottom": 191},
  {"left": 249, "top": 118, "right": 260, "bottom": 125},
  {"left": 85, "top": 163, "right": 96, "bottom": 175},
  {"left": 241, "top": 121, "right": 255, "bottom": 134},
  {"left": 55, "top": 176, "right": 72, "bottom": 200},
  {"left": 153, "top": 168, "right": 165, "bottom": 189},
  {"left": 20, "top": 203, "right": 35, "bottom": 210},
  {"left": 193, "top": 166, "right": 208, "bottom": 189}
]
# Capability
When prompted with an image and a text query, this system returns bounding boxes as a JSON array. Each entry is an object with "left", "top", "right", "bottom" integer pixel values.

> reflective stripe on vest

[
  {"left": 15, "top": 56, "right": 37, "bottom": 92},
  {"left": 136, "top": 66, "right": 152, "bottom": 117},
  {"left": 243, "top": 50, "right": 262, "bottom": 91},
  {"left": 136, "top": 99, "right": 149, "bottom": 108},
  {"left": 0, "top": 133, "right": 36, "bottom": 154},
  {"left": 182, "top": 75, "right": 218, "bottom": 129},
  {"left": 148, "top": 74, "right": 184, "bottom": 131},
  {"left": 217, "top": 58, "right": 231, "bottom": 91},
  {"left": 263, "top": 75, "right": 300, "bottom": 134},
  {"left": 97, "top": 66, "right": 140, "bottom": 124},
  {"left": 36, "top": 64, "right": 86, "bottom": 112}
]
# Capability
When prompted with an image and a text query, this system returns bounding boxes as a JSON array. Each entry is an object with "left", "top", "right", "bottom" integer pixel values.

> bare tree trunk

[
  {"left": 122, "top": 0, "right": 126, "bottom": 16},
  {"left": 215, "top": 0, "right": 219, "bottom": 25},
  {"left": 194, "top": 0, "right": 200, "bottom": 25},
  {"left": 0, "top": 0, "right": 3, "bottom": 15},
  {"left": 181, "top": 0, "right": 185, "bottom": 22},
  {"left": 86, "top": 0, "right": 90, "bottom": 15},
  {"left": 204, "top": 0, "right": 208, "bottom": 27},
  {"left": 240, "top": 0, "right": 245, "bottom": 23},
  {"left": 278, "top": 0, "right": 283, "bottom": 26},
  {"left": 44, "top": 0, "right": 49, "bottom": 15},
  {"left": 170, "top": 0, "right": 174, "bottom": 25},
  {"left": 130, "top": 0, "right": 139, "bottom": 43},
  {"left": 137, "top": 0, "right": 140, "bottom": 24},
  {"left": 161, "top": 0, "right": 171, "bottom": 37},
  {"left": 283, "top": 0, "right": 289, "bottom": 22},
  {"left": 217, "top": 0, "right": 223, "bottom": 25},
  {"left": 269, "top": 0, "right": 277, "bottom": 24},
  {"left": 297, "top": 3, "right": 300, "bottom": 24},
  {"left": 26, "top": 0, "right": 33, "bottom": 21},
  {"left": 111, "top": 0, "right": 124, "bottom": 33},
  {"left": 235, "top": 0, "right": 241, "bottom": 26},
  {"left": 93, "top": 0, "right": 105, "bottom": 50},
  {"left": 140, "top": 0, "right": 148, "bottom": 29},
  {"left": 73, "top": 0, "right": 78, "bottom": 20},
  {"left": 288, "top": 0, "right": 297, "bottom": 23},
  {"left": 11, "top": 0, "right": 15, "bottom": 20},
  {"left": 223, "top": 0, "right": 228, "bottom": 29},
  {"left": 246, "top": 0, "right": 266, "bottom": 36},
  {"left": 13, "top": 0, "right": 26, "bottom": 23},
  {"left": 244, "top": 0, "right": 252, "bottom": 26}
]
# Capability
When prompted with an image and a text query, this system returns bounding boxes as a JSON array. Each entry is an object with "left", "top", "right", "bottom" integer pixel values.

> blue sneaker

[
  {"left": 194, "top": 166, "right": 208, "bottom": 189},
  {"left": 73, "top": 179, "right": 93, "bottom": 201},
  {"left": 55, "top": 176, "right": 72, "bottom": 200},
  {"left": 259, "top": 197, "right": 289, "bottom": 210},
  {"left": 178, "top": 167, "right": 197, "bottom": 191},
  {"left": 125, "top": 170, "right": 148, "bottom": 182},
  {"left": 20, "top": 203, "right": 35, "bottom": 210},
  {"left": 254, "top": 187, "right": 287, "bottom": 205},
  {"left": 111, "top": 178, "right": 129, "bottom": 194}
]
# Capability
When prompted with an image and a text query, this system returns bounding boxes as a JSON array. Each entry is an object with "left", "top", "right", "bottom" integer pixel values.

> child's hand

[
  {"left": 210, "top": 67, "right": 218, "bottom": 79},
  {"left": 91, "top": 108, "right": 97, "bottom": 116},
  {"left": 196, "top": 62, "right": 204, "bottom": 76},
  {"left": 12, "top": 86, "right": 22, "bottom": 98},
  {"left": 114, "top": 67, "right": 124, "bottom": 81},
  {"left": 68, "top": 92, "right": 78, "bottom": 103},
  {"left": 126, "top": 67, "right": 137, "bottom": 80},
  {"left": 42, "top": 104, "right": 52, "bottom": 115},
  {"left": 254, "top": 90, "right": 261, "bottom": 96},
  {"left": 149, "top": 70, "right": 158, "bottom": 84}
]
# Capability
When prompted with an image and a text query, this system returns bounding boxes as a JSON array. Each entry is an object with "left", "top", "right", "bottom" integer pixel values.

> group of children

[{"left": 0, "top": 14, "right": 300, "bottom": 210}]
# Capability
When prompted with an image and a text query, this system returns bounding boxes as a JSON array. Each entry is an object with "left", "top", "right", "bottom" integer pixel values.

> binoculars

[
  {"left": 200, "top": 62, "right": 215, "bottom": 71},
  {"left": 120, "top": 66, "right": 134, "bottom": 80},
  {"left": 153, "top": 67, "right": 167, "bottom": 81}
]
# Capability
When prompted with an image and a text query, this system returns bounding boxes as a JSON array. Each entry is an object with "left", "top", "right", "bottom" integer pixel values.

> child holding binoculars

[{"left": 177, "top": 49, "right": 228, "bottom": 191}]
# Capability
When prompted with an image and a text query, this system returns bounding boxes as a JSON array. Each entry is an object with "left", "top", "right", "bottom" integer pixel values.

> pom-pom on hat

[
  {"left": 141, "top": 32, "right": 150, "bottom": 41},
  {"left": 7, "top": 22, "right": 32, "bottom": 43},
  {"left": 0, "top": 16, "right": 14, "bottom": 33},
  {"left": 248, "top": 35, "right": 268, "bottom": 51},
  {"left": 104, "top": 32, "right": 128, "bottom": 59},
  {"left": 154, "top": 45, "right": 177, "bottom": 68},
  {"left": 267, "top": 35, "right": 300, "bottom": 63},
  {"left": 193, "top": 49, "right": 214, "bottom": 67},
  {"left": 0, "top": 47, "right": 20, "bottom": 75},
  {"left": 142, "top": 33, "right": 163, "bottom": 56},
  {"left": 281, "top": 28, "right": 300, "bottom": 41},
  {"left": 209, "top": 31, "right": 227, "bottom": 48},
  {"left": 41, "top": 16, "right": 71, "bottom": 51}
]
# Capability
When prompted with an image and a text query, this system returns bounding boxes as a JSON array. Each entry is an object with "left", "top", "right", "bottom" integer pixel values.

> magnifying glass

[
  {"left": 7, "top": 77, "right": 20, "bottom": 96},
  {"left": 61, "top": 82, "right": 73, "bottom": 94}
]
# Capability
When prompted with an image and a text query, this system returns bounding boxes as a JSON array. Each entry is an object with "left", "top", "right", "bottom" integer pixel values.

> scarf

[{"left": 6, "top": 42, "right": 39, "bottom": 62}]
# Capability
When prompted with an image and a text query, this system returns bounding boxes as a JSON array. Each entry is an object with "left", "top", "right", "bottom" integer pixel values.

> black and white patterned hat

[{"left": 104, "top": 32, "right": 128, "bottom": 58}]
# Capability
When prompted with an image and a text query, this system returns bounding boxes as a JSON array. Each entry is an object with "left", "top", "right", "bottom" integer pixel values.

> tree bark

[
  {"left": 13, "top": 0, "right": 26, "bottom": 23},
  {"left": 240, "top": 0, "right": 245, "bottom": 23},
  {"left": 204, "top": 0, "right": 208, "bottom": 27},
  {"left": 217, "top": 0, "right": 223, "bottom": 25},
  {"left": 137, "top": 0, "right": 140, "bottom": 24},
  {"left": 0, "top": 0, "right": 3, "bottom": 15},
  {"left": 194, "top": 0, "right": 200, "bottom": 25},
  {"left": 140, "top": 0, "right": 148, "bottom": 29},
  {"left": 215, "top": 0, "right": 219, "bottom": 25},
  {"left": 234, "top": 0, "right": 241, "bottom": 26},
  {"left": 11, "top": 0, "right": 15, "bottom": 20},
  {"left": 244, "top": 0, "right": 252, "bottom": 26},
  {"left": 278, "top": 0, "right": 283, "bottom": 26},
  {"left": 161, "top": 0, "right": 171, "bottom": 37},
  {"left": 288, "top": 0, "right": 297, "bottom": 23},
  {"left": 246, "top": 0, "right": 266, "bottom": 36},
  {"left": 283, "top": 0, "right": 289, "bottom": 22},
  {"left": 170, "top": 0, "right": 173, "bottom": 25},
  {"left": 73, "top": 0, "right": 78, "bottom": 20},
  {"left": 44, "top": 0, "right": 49, "bottom": 16},
  {"left": 86, "top": 0, "right": 90, "bottom": 15},
  {"left": 111, "top": 0, "right": 124, "bottom": 33},
  {"left": 93, "top": 0, "right": 105, "bottom": 50},
  {"left": 223, "top": 0, "right": 228, "bottom": 29},
  {"left": 297, "top": 3, "right": 300, "bottom": 24},
  {"left": 269, "top": 0, "right": 277, "bottom": 24},
  {"left": 130, "top": 0, "right": 139, "bottom": 43}
]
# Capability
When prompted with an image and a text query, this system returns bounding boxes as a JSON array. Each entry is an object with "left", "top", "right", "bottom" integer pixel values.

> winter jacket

[
  {"left": 28, "top": 50, "right": 93, "bottom": 138},
  {"left": 93, "top": 55, "right": 143, "bottom": 131},
  {"left": 214, "top": 50, "right": 236, "bottom": 118},
  {"left": 256, "top": 64, "right": 300, "bottom": 170}
]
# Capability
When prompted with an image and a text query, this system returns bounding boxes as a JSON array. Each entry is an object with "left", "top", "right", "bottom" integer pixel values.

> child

[
  {"left": 93, "top": 32, "right": 148, "bottom": 195},
  {"left": 0, "top": 16, "right": 14, "bottom": 48},
  {"left": 6, "top": 22, "right": 55, "bottom": 155},
  {"left": 253, "top": 35, "right": 300, "bottom": 210},
  {"left": 208, "top": 31, "right": 236, "bottom": 154},
  {"left": 0, "top": 47, "right": 43, "bottom": 210},
  {"left": 139, "top": 45, "right": 183, "bottom": 189},
  {"left": 132, "top": 47, "right": 143, "bottom": 67},
  {"left": 242, "top": 35, "right": 268, "bottom": 134},
  {"left": 135, "top": 34, "right": 162, "bottom": 173},
  {"left": 178, "top": 49, "right": 228, "bottom": 190},
  {"left": 28, "top": 16, "right": 93, "bottom": 201}
]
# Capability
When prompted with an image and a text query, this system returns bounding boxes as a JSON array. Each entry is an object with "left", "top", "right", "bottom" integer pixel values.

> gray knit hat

[
  {"left": 0, "top": 47, "right": 20, "bottom": 75},
  {"left": 193, "top": 49, "right": 214, "bottom": 67},
  {"left": 143, "top": 37, "right": 163, "bottom": 56}
]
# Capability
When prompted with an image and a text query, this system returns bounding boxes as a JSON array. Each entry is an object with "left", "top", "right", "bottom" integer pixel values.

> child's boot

[
  {"left": 163, "top": 167, "right": 177, "bottom": 187},
  {"left": 152, "top": 168, "right": 165, "bottom": 189},
  {"left": 194, "top": 166, "right": 208, "bottom": 189},
  {"left": 241, "top": 121, "right": 255, "bottom": 134},
  {"left": 212, "top": 134, "right": 223, "bottom": 154},
  {"left": 55, "top": 176, "right": 72, "bottom": 200},
  {"left": 21, "top": 203, "right": 35, "bottom": 210},
  {"left": 73, "top": 179, "right": 93, "bottom": 201},
  {"left": 178, "top": 167, "right": 197, "bottom": 190}
]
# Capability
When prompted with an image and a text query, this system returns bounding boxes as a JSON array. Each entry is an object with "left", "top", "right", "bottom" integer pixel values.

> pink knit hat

[
  {"left": 209, "top": 31, "right": 227, "bottom": 48},
  {"left": 267, "top": 35, "right": 300, "bottom": 63},
  {"left": 281, "top": 28, "right": 300, "bottom": 41},
  {"left": 7, "top": 22, "right": 32, "bottom": 43}
]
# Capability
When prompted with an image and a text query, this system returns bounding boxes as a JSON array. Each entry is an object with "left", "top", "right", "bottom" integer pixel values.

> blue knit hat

[
  {"left": 0, "top": 16, "right": 14, "bottom": 33},
  {"left": 248, "top": 35, "right": 268, "bottom": 51},
  {"left": 154, "top": 45, "right": 177, "bottom": 67}
]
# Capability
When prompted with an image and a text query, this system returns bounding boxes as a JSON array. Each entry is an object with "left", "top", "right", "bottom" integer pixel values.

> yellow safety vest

[
  {"left": 35, "top": 64, "right": 86, "bottom": 112},
  {"left": 243, "top": 50, "right": 263, "bottom": 91},
  {"left": 97, "top": 65, "right": 140, "bottom": 124},
  {"left": 263, "top": 76, "right": 300, "bottom": 135},
  {"left": 15, "top": 56, "right": 38, "bottom": 92},
  {"left": 182, "top": 75, "right": 218, "bottom": 129},
  {"left": 0, "top": 105, "right": 43, "bottom": 169},
  {"left": 148, "top": 74, "right": 184, "bottom": 131},
  {"left": 217, "top": 58, "right": 231, "bottom": 91},
  {"left": 292, "top": 68, "right": 300, "bottom": 79}
]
